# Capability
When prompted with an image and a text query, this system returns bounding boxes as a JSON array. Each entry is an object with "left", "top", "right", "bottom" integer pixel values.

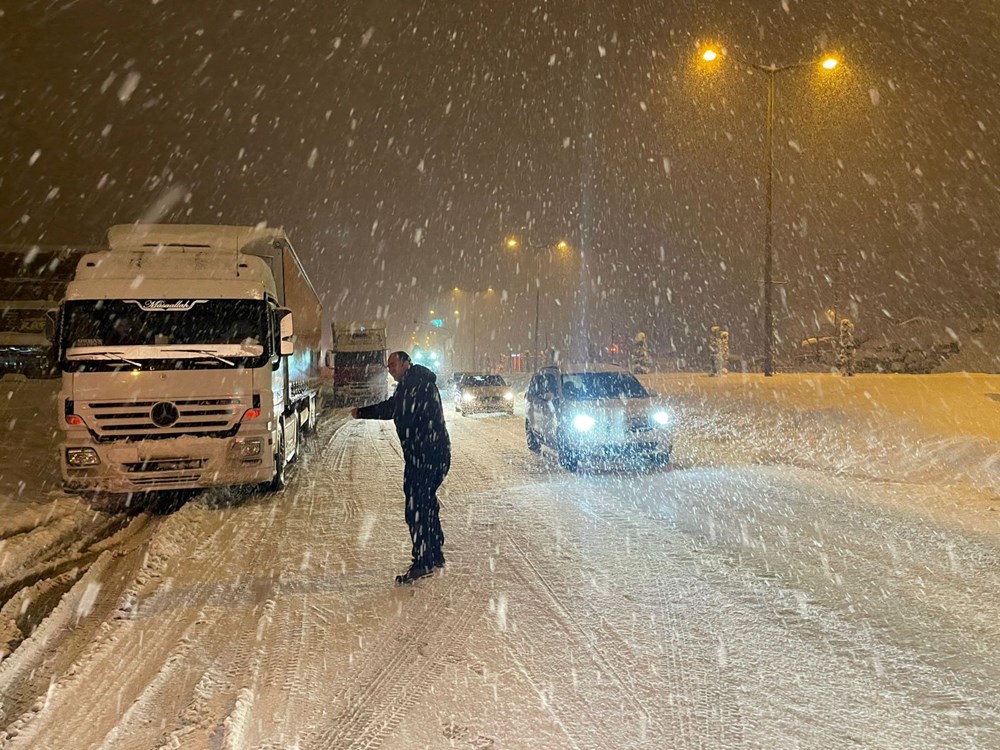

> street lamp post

[
  {"left": 451, "top": 286, "right": 496, "bottom": 371},
  {"left": 701, "top": 48, "right": 840, "bottom": 376},
  {"left": 505, "top": 237, "right": 571, "bottom": 372}
]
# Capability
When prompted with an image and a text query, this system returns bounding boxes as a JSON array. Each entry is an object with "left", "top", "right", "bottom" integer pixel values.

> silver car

[
  {"left": 524, "top": 364, "right": 672, "bottom": 471},
  {"left": 454, "top": 373, "right": 515, "bottom": 416}
]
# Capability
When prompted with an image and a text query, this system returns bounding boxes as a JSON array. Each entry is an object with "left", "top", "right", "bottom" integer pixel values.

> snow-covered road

[{"left": 1, "top": 393, "right": 998, "bottom": 749}]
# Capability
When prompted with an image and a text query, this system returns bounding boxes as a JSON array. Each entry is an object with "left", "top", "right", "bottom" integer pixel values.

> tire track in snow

[
  {"left": 501, "top": 530, "right": 656, "bottom": 747},
  {"left": 0, "top": 510, "right": 206, "bottom": 748},
  {"left": 307, "top": 571, "right": 483, "bottom": 749}
]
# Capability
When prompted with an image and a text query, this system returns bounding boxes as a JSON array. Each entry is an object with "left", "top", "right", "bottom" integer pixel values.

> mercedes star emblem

[{"left": 150, "top": 401, "right": 180, "bottom": 428}]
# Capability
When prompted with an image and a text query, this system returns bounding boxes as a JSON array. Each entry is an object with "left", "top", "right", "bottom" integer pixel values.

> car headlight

[
  {"left": 503, "top": 391, "right": 514, "bottom": 401},
  {"left": 231, "top": 438, "right": 263, "bottom": 458},
  {"left": 651, "top": 410, "right": 672, "bottom": 427},
  {"left": 462, "top": 392, "right": 474, "bottom": 402},
  {"left": 572, "top": 414, "right": 596, "bottom": 432},
  {"left": 66, "top": 447, "right": 101, "bottom": 467}
]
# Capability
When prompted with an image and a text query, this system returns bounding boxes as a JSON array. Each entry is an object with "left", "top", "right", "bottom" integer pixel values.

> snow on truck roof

[
  {"left": 67, "top": 224, "right": 282, "bottom": 297},
  {"left": 107, "top": 224, "right": 289, "bottom": 252},
  {"left": 334, "top": 321, "right": 386, "bottom": 333}
]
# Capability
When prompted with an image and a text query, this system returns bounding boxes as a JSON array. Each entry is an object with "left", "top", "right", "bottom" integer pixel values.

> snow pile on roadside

[
  {"left": 0, "top": 378, "right": 63, "bottom": 512},
  {"left": 641, "top": 372, "right": 1000, "bottom": 493}
]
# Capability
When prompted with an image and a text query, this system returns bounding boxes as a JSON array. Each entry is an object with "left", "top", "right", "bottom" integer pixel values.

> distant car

[
  {"left": 454, "top": 373, "right": 515, "bottom": 416},
  {"left": 524, "top": 363, "right": 672, "bottom": 471}
]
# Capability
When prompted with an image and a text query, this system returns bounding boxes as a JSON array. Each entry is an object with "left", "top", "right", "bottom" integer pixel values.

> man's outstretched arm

[{"left": 353, "top": 394, "right": 395, "bottom": 420}]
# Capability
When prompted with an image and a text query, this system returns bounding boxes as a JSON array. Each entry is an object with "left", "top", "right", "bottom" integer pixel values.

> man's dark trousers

[{"left": 403, "top": 462, "right": 446, "bottom": 569}]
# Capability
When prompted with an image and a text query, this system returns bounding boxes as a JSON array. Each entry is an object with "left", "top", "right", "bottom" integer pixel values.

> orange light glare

[{"left": 702, "top": 49, "right": 719, "bottom": 62}]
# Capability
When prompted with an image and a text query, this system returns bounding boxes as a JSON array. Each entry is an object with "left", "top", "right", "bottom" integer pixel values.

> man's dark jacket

[{"left": 357, "top": 363, "right": 451, "bottom": 470}]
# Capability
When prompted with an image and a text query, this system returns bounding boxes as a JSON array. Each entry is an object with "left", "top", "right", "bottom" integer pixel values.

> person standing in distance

[{"left": 351, "top": 351, "right": 451, "bottom": 584}]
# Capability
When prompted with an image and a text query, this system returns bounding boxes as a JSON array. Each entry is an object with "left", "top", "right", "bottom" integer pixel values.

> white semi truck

[{"left": 53, "top": 224, "right": 324, "bottom": 494}]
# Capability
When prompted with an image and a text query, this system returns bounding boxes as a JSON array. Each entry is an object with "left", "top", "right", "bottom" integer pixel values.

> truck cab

[{"left": 55, "top": 224, "right": 323, "bottom": 495}]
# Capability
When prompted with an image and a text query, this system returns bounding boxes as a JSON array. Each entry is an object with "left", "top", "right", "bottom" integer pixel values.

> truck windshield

[
  {"left": 560, "top": 372, "right": 648, "bottom": 400},
  {"left": 60, "top": 299, "right": 270, "bottom": 370},
  {"left": 335, "top": 350, "right": 385, "bottom": 367}
]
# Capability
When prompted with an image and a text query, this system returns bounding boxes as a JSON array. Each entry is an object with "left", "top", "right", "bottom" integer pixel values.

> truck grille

[
  {"left": 122, "top": 458, "right": 208, "bottom": 473},
  {"left": 127, "top": 473, "right": 204, "bottom": 487},
  {"left": 83, "top": 398, "right": 243, "bottom": 439}
]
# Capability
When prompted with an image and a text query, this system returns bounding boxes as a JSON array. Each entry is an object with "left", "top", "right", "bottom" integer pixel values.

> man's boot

[{"left": 395, "top": 564, "right": 434, "bottom": 585}]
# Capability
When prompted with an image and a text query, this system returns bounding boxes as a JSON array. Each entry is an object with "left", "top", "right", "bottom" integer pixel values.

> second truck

[{"left": 331, "top": 321, "right": 388, "bottom": 407}]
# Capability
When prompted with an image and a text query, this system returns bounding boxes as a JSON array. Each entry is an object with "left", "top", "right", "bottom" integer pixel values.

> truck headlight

[
  {"left": 503, "top": 391, "right": 514, "bottom": 401},
  {"left": 462, "top": 392, "right": 474, "bottom": 402},
  {"left": 66, "top": 448, "right": 100, "bottom": 467},
  {"left": 231, "top": 438, "right": 263, "bottom": 458},
  {"left": 572, "top": 414, "right": 596, "bottom": 432},
  {"left": 651, "top": 410, "right": 672, "bottom": 426}
]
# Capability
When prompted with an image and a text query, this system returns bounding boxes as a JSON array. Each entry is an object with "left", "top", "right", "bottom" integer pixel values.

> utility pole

[
  {"left": 533, "top": 283, "right": 540, "bottom": 372},
  {"left": 763, "top": 70, "right": 776, "bottom": 376}
]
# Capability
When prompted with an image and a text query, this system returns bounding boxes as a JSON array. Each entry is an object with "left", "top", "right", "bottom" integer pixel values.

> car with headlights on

[
  {"left": 454, "top": 373, "right": 515, "bottom": 416},
  {"left": 524, "top": 363, "right": 672, "bottom": 471}
]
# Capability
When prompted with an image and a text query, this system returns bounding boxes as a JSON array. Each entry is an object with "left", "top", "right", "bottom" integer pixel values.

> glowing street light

[
  {"left": 503, "top": 236, "right": 575, "bottom": 371},
  {"left": 700, "top": 46, "right": 844, "bottom": 376}
]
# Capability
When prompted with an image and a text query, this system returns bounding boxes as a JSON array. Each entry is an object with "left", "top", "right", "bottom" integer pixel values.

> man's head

[{"left": 387, "top": 350, "right": 411, "bottom": 382}]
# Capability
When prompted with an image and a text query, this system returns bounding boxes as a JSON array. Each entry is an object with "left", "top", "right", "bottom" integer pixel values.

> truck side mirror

[
  {"left": 45, "top": 308, "right": 59, "bottom": 343},
  {"left": 277, "top": 308, "right": 295, "bottom": 356}
]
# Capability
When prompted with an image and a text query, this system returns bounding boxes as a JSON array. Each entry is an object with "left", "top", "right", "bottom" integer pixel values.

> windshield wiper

[
  {"left": 67, "top": 350, "right": 143, "bottom": 368},
  {"left": 172, "top": 349, "right": 235, "bottom": 366}
]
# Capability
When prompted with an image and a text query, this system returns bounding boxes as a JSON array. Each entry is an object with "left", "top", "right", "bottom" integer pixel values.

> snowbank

[{"left": 641, "top": 372, "right": 1000, "bottom": 493}]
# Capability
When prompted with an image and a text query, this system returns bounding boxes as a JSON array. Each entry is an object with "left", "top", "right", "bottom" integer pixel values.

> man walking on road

[{"left": 351, "top": 351, "right": 451, "bottom": 584}]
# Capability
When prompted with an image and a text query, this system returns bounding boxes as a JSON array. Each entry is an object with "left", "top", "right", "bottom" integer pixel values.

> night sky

[{"left": 2, "top": 1, "right": 998, "bottom": 364}]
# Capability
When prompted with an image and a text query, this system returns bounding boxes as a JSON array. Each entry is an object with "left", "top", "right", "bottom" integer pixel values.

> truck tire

[
  {"left": 287, "top": 415, "right": 299, "bottom": 460},
  {"left": 269, "top": 424, "right": 287, "bottom": 492},
  {"left": 307, "top": 394, "right": 318, "bottom": 433}
]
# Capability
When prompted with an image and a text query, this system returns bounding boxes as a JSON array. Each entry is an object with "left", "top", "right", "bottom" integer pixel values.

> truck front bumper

[{"left": 61, "top": 432, "right": 276, "bottom": 494}]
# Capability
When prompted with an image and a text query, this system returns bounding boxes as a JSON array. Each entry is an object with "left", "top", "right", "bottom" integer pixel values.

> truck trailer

[
  {"left": 54, "top": 224, "right": 324, "bottom": 494},
  {"left": 331, "top": 321, "right": 388, "bottom": 407}
]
